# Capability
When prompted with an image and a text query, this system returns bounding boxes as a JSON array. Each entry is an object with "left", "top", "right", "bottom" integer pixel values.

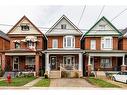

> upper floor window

[
  {"left": 101, "top": 36, "right": 112, "bottom": 50},
  {"left": 27, "top": 41, "right": 36, "bottom": 48},
  {"left": 15, "top": 42, "right": 20, "bottom": 49},
  {"left": 52, "top": 39, "right": 58, "bottom": 49},
  {"left": 64, "top": 36, "right": 75, "bottom": 48},
  {"left": 21, "top": 24, "right": 30, "bottom": 31},
  {"left": 61, "top": 24, "right": 66, "bottom": 29},
  {"left": 90, "top": 40, "right": 96, "bottom": 50}
]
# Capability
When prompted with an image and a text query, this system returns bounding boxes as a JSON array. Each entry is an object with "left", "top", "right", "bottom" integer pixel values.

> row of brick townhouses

[{"left": 0, "top": 15, "right": 127, "bottom": 78}]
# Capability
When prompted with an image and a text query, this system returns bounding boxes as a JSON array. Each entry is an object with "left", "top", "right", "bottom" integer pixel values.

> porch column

[
  {"left": 121, "top": 55, "right": 126, "bottom": 71},
  {"left": 45, "top": 53, "right": 50, "bottom": 75},
  {"left": 1, "top": 53, "right": 5, "bottom": 71},
  {"left": 78, "top": 53, "right": 83, "bottom": 77},
  {"left": 35, "top": 53, "right": 39, "bottom": 77},
  {"left": 88, "top": 55, "right": 91, "bottom": 76}
]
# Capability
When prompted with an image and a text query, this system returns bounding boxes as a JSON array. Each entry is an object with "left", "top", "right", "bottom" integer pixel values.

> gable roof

[
  {"left": 46, "top": 15, "right": 82, "bottom": 35},
  {"left": 0, "top": 30, "right": 10, "bottom": 41},
  {"left": 81, "top": 16, "right": 122, "bottom": 39},
  {"left": 7, "top": 16, "right": 44, "bottom": 35}
]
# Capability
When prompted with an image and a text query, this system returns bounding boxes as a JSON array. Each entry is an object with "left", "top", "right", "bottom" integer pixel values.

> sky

[{"left": 0, "top": 5, "right": 127, "bottom": 33}]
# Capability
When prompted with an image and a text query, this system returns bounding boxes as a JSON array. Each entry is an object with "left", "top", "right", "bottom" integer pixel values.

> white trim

[
  {"left": 63, "top": 35, "right": 75, "bottom": 49},
  {"left": 89, "top": 53, "right": 125, "bottom": 57},
  {"left": 46, "top": 15, "right": 82, "bottom": 35},
  {"left": 90, "top": 40, "right": 96, "bottom": 50},
  {"left": 13, "top": 56, "right": 19, "bottom": 71},
  {"left": 101, "top": 36, "right": 113, "bottom": 50}
]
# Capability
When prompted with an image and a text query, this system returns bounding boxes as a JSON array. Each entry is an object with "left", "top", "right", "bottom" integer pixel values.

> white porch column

[
  {"left": 88, "top": 55, "right": 91, "bottom": 65},
  {"left": 45, "top": 53, "right": 50, "bottom": 74},
  {"left": 78, "top": 53, "right": 83, "bottom": 77},
  {"left": 78, "top": 53, "right": 83, "bottom": 71},
  {"left": 122, "top": 55, "right": 125, "bottom": 66}
]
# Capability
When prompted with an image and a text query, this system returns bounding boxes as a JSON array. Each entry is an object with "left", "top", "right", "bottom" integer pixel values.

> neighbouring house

[
  {"left": 45, "top": 15, "right": 83, "bottom": 78},
  {"left": 119, "top": 28, "right": 127, "bottom": 70},
  {"left": 0, "top": 30, "right": 10, "bottom": 71},
  {"left": 81, "top": 16, "right": 126, "bottom": 76},
  {"left": 5, "top": 16, "right": 46, "bottom": 76}
]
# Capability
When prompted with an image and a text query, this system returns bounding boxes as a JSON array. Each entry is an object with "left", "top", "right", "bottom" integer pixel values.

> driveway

[{"left": 50, "top": 78, "right": 95, "bottom": 87}]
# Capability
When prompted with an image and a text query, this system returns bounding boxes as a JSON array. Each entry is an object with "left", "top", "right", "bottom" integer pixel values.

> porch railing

[{"left": 60, "top": 64, "right": 79, "bottom": 71}]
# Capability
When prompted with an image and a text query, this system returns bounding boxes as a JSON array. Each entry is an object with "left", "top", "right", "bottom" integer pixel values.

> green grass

[
  {"left": 87, "top": 77, "right": 120, "bottom": 88},
  {"left": 0, "top": 77, "right": 36, "bottom": 86},
  {"left": 34, "top": 79, "right": 50, "bottom": 87}
]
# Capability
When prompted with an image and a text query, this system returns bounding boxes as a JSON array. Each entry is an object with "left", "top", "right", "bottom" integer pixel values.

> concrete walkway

[
  {"left": 50, "top": 78, "right": 95, "bottom": 87},
  {"left": 23, "top": 77, "right": 41, "bottom": 87}
]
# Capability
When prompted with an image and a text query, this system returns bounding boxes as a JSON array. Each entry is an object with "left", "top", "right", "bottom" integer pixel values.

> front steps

[{"left": 49, "top": 71, "right": 61, "bottom": 78}]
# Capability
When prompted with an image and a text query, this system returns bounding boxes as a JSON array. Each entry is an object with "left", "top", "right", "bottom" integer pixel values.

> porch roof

[
  {"left": 84, "top": 50, "right": 125, "bottom": 57},
  {"left": 43, "top": 48, "right": 83, "bottom": 54},
  {"left": 5, "top": 52, "right": 36, "bottom": 56}
]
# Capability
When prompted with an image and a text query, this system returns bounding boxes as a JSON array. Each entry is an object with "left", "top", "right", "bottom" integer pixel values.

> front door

[
  {"left": 50, "top": 56, "right": 57, "bottom": 70},
  {"left": 66, "top": 57, "right": 72, "bottom": 66},
  {"left": 13, "top": 57, "right": 19, "bottom": 71}
]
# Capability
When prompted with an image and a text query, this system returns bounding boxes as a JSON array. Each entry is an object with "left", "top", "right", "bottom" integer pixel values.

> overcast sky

[{"left": 0, "top": 5, "right": 127, "bottom": 33}]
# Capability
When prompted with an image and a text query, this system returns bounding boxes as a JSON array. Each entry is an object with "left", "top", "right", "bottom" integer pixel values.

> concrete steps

[{"left": 49, "top": 71, "right": 61, "bottom": 78}]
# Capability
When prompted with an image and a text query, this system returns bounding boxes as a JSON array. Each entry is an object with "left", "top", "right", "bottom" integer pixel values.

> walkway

[
  {"left": 23, "top": 77, "right": 41, "bottom": 87},
  {"left": 50, "top": 78, "right": 95, "bottom": 87}
]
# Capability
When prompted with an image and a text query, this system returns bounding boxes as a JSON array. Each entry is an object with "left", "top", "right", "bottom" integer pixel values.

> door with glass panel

[
  {"left": 50, "top": 56, "right": 57, "bottom": 70},
  {"left": 13, "top": 57, "right": 19, "bottom": 71}
]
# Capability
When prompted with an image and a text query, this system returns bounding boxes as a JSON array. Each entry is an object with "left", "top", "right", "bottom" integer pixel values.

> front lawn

[
  {"left": 34, "top": 79, "right": 50, "bottom": 87},
  {"left": 86, "top": 77, "right": 120, "bottom": 88},
  {"left": 0, "top": 77, "right": 36, "bottom": 86}
]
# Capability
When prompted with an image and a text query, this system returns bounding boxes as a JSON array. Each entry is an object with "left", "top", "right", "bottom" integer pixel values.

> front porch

[
  {"left": 45, "top": 52, "right": 83, "bottom": 78},
  {"left": 84, "top": 51, "right": 127, "bottom": 76},
  {"left": 5, "top": 52, "right": 42, "bottom": 76}
]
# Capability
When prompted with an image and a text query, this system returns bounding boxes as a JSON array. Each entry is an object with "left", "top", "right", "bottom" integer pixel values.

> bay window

[
  {"left": 63, "top": 36, "right": 75, "bottom": 48},
  {"left": 101, "top": 36, "right": 112, "bottom": 50}
]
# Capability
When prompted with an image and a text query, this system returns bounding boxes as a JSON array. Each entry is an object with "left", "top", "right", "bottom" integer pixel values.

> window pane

[
  {"left": 91, "top": 40, "right": 96, "bottom": 50},
  {"left": 53, "top": 39, "right": 58, "bottom": 48},
  {"left": 67, "top": 37, "right": 71, "bottom": 47}
]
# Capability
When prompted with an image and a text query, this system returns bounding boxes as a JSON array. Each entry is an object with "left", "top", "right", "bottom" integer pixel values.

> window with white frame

[
  {"left": 20, "top": 23, "right": 30, "bottom": 31},
  {"left": 90, "top": 40, "right": 96, "bottom": 50},
  {"left": 63, "top": 36, "right": 75, "bottom": 48},
  {"left": 101, "top": 37, "right": 112, "bottom": 50},
  {"left": 61, "top": 24, "right": 66, "bottom": 29},
  {"left": 27, "top": 41, "right": 36, "bottom": 48},
  {"left": 15, "top": 42, "right": 20, "bottom": 49},
  {"left": 100, "top": 58, "right": 112, "bottom": 68},
  {"left": 52, "top": 39, "right": 58, "bottom": 48}
]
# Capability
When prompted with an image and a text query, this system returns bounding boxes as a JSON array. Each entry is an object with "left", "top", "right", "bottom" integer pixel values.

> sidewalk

[{"left": 23, "top": 77, "right": 42, "bottom": 87}]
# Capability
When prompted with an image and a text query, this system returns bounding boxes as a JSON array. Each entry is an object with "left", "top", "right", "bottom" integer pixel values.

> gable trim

[
  {"left": 82, "top": 16, "right": 122, "bottom": 38},
  {"left": 46, "top": 15, "right": 82, "bottom": 35},
  {"left": 7, "top": 16, "right": 44, "bottom": 36}
]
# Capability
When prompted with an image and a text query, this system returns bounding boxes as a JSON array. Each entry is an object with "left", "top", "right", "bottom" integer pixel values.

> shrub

[
  {"left": 44, "top": 73, "right": 48, "bottom": 79},
  {"left": 17, "top": 72, "right": 34, "bottom": 78},
  {"left": 61, "top": 71, "right": 67, "bottom": 78},
  {"left": 73, "top": 72, "right": 79, "bottom": 78},
  {"left": 0, "top": 65, "right": 3, "bottom": 77}
]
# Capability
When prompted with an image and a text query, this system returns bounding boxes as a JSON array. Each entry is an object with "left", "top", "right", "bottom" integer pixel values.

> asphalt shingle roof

[{"left": 0, "top": 30, "right": 10, "bottom": 40}]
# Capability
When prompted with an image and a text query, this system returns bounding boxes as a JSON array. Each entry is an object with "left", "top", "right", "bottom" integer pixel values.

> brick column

[
  {"left": 35, "top": 53, "right": 39, "bottom": 77},
  {"left": 88, "top": 55, "right": 91, "bottom": 76},
  {"left": 1, "top": 54, "right": 5, "bottom": 71}
]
